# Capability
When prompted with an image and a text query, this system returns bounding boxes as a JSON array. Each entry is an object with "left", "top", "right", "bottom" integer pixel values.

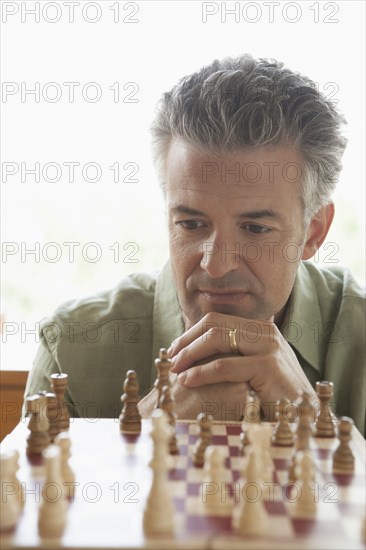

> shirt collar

[{"left": 280, "top": 261, "right": 325, "bottom": 373}]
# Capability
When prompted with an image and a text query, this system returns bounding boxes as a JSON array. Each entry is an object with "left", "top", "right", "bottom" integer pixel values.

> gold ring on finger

[{"left": 229, "top": 329, "right": 239, "bottom": 354}]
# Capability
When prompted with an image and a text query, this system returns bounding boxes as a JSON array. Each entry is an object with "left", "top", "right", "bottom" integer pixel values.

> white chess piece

[
  {"left": 55, "top": 432, "right": 76, "bottom": 501},
  {"left": 248, "top": 424, "right": 274, "bottom": 483},
  {"left": 38, "top": 445, "right": 68, "bottom": 538},
  {"left": 236, "top": 447, "right": 269, "bottom": 536},
  {"left": 293, "top": 451, "right": 317, "bottom": 515},
  {"left": 143, "top": 409, "right": 175, "bottom": 535},
  {"left": 0, "top": 450, "right": 22, "bottom": 530},
  {"left": 202, "top": 446, "right": 233, "bottom": 513}
]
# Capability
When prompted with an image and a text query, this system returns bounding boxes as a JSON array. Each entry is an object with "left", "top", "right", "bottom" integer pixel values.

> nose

[{"left": 200, "top": 238, "right": 241, "bottom": 278}]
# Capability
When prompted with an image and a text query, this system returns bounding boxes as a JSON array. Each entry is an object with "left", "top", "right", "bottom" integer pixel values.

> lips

[{"left": 199, "top": 290, "right": 250, "bottom": 304}]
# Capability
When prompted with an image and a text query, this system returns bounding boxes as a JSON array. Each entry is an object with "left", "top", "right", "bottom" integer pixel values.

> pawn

[
  {"left": 203, "top": 446, "right": 232, "bottom": 513},
  {"left": 293, "top": 451, "right": 317, "bottom": 515},
  {"left": 55, "top": 432, "right": 76, "bottom": 501},
  {"left": 160, "top": 385, "right": 178, "bottom": 454},
  {"left": 154, "top": 348, "right": 172, "bottom": 408},
  {"left": 38, "top": 445, "right": 68, "bottom": 538},
  {"left": 26, "top": 394, "right": 50, "bottom": 456},
  {"left": 315, "top": 381, "right": 337, "bottom": 437},
  {"left": 119, "top": 370, "right": 142, "bottom": 434},
  {"left": 0, "top": 451, "right": 22, "bottom": 531},
  {"left": 333, "top": 417, "right": 355, "bottom": 473},
  {"left": 193, "top": 413, "right": 213, "bottom": 467},
  {"left": 236, "top": 447, "right": 268, "bottom": 536},
  {"left": 272, "top": 398, "right": 294, "bottom": 446},
  {"left": 247, "top": 424, "right": 274, "bottom": 483}
]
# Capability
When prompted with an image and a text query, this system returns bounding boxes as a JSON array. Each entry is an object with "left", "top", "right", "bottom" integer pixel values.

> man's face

[{"left": 166, "top": 138, "right": 310, "bottom": 329}]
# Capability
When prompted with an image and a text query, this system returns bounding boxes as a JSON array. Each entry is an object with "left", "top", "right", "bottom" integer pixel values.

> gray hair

[{"left": 150, "top": 54, "right": 347, "bottom": 224}]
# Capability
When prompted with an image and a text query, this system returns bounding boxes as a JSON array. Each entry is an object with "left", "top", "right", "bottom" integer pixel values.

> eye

[
  {"left": 243, "top": 224, "right": 272, "bottom": 235},
  {"left": 175, "top": 220, "right": 206, "bottom": 230}
]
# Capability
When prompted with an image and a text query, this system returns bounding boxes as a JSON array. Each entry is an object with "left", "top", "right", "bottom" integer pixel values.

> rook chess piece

[
  {"left": 315, "top": 381, "right": 337, "bottom": 437},
  {"left": 333, "top": 416, "right": 355, "bottom": 473},
  {"left": 160, "top": 385, "right": 178, "bottom": 454},
  {"left": 193, "top": 413, "right": 213, "bottom": 467},
  {"left": 154, "top": 348, "right": 172, "bottom": 408},
  {"left": 119, "top": 370, "right": 142, "bottom": 434},
  {"left": 45, "top": 392, "right": 58, "bottom": 442},
  {"left": 272, "top": 398, "right": 294, "bottom": 446},
  {"left": 50, "top": 373, "right": 70, "bottom": 432}
]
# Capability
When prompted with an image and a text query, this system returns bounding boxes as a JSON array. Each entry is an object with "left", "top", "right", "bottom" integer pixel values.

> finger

[
  {"left": 170, "top": 321, "right": 276, "bottom": 374},
  {"left": 177, "top": 356, "right": 255, "bottom": 387},
  {"left": 168, "top": 313, "right": 240, "bottom": 358}
]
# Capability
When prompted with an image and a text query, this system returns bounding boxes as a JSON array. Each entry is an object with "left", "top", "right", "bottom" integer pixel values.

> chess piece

[
  {"left": 45, "top": 392, "right": 59, "bottom": 442},
  {"left": 38, "top": 445, "right": 68, "bottom": 538},
  {"left": 240, "top": 390, "right": 261, "bottom": 453},
  {"left": 119, "top": 370, "right": 142, "bottom": 434},
  {"left": 55, "top": 432, "right": 76, "bottom": 501},
  {"left": 160, "top": 385, "right": 178, "bottom": 454},
  {"left": 50, "top": 373, "right": 70, "bottom": 431},
  {"left": 272, "top": 398, "right": 294, "bottom": 446},
  {"left": 202, "top": 446, "right": 233, "bottom": 513},
  {"left": 236, "top": 446, "right": 268, "bottom": 535},
  {"left": 26, "top": 394, "right": 50, "bottom": 456},
  {"left": 247, "top": 423, "right": 274, "bottom": 483},
  {"left": 193, "top": 413, "right": 213, "bottom": 467},
  {"left": 143, "top": 409, "right": 174, "bottom": 535},
  {"left": 333, "top": 416, "right": 355, "bottom": 473},
  {"left": 289, "top": 392, "right": 315, "bottom": 481},
  {"left": 0, "top": 450, "right": 23, "bottom": 531},
  {"left": 315, "top": 381, "right": 337, "bottom": 437},
  {"left": 154, "top": 348, "right": 172, "bottom": 408},
  {"left": 293, "top": 451, "right": 317, "bottom": 515}
]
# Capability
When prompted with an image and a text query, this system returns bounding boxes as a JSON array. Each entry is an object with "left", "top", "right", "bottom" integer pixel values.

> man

[{"left": 24, "top": 54, "right": 365, "bottom": 435}]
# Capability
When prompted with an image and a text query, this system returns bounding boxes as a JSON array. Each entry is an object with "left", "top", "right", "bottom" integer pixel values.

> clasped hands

[{"left": 168, "top": 312, "right": 317, "bottom": 420}]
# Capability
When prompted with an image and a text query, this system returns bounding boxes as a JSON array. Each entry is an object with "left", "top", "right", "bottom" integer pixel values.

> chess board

[{"left": 0, "top": 418, "right": 365, "bottom": 550}]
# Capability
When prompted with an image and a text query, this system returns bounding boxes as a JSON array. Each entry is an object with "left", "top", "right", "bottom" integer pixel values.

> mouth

[{"left": 198, "top": 290, "right": 250, "bottom": 304}]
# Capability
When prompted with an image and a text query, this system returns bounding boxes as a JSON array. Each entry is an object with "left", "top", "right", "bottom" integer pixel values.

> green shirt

[{"left": 24, "top": 261, "right": 366, "bottom": 435}]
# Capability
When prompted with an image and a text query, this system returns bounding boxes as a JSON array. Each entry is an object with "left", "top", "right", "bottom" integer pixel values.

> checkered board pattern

[{"left": 0, "top": 418, "right": 365, "bottom": 550}]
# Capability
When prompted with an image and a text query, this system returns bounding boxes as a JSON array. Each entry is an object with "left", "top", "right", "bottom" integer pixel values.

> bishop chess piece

[
  {"left": 289, "top": 392, "right": 315, "bottom": 481},
  {"left": 55, "top": 432, "right": 76, "bottom": 501},
  {"left": 154, "top": 348, "right": 172, "bottom": 408},
  {"left": 160, "top": 385, "right": 178, "bottom": 454},
  {"left": 38, "top": 445, "right": 68, "bottom": 538},
  {"left": 240, "top": 389, "right": 261, "bottom": 454},
  {"left": 50, "top": 373, "right": 70, "bottom": 432},
  {"left": 315, "top": 381, "right": 337, "bottom": 437},
  {"left": 119, "top": 370, "right": 142, "bottom": 434},
  {"left": 26, "top": 394, "right": 50, "bottom": 456},
  {"left": 272, "top": 398, "right": 294, "bottom": 447},
  {"left": 333, "top": 416, "right": 355, "bottom": 473},
  {"left": 142, "top": 409, "right": 174, "bottom": 535},
  {"left": 0, "top": 450, "right": 23, "bottom": 531},
  {"left": 193, "top": 413, "right": 213, "bottom": 467}
]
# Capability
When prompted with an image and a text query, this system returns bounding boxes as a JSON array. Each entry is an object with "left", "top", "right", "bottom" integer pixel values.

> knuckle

[{"left": 213, "top": 358, "right": 228, "bottom": 377}]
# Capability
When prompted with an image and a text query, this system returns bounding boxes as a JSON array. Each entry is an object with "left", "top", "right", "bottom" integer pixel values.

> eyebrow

[{"left": 171, "top": 205, "right": 284, "bottom": 222}]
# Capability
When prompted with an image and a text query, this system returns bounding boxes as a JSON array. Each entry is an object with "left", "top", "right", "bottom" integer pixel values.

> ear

[{"left": 302, "top": 203, "right": 335, "bottom": 260}]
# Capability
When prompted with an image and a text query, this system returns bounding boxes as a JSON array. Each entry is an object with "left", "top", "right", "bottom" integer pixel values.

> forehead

[{"left": 165, "top": 138, "right": 304, "bottom": 203}]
